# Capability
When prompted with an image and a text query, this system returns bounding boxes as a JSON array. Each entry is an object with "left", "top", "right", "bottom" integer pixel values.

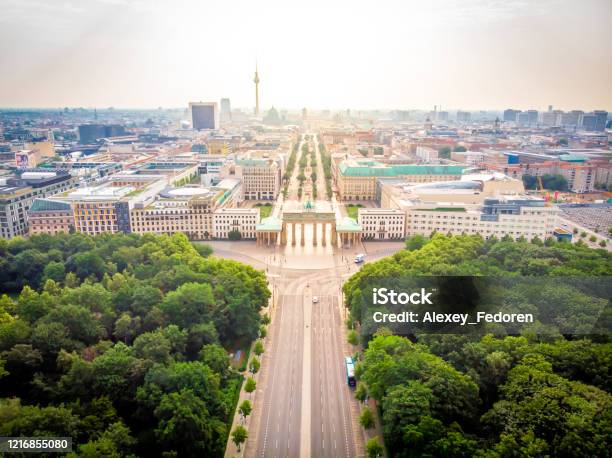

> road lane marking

[{"left": 300, "top": 288, "right": 312, "bottom": 458}]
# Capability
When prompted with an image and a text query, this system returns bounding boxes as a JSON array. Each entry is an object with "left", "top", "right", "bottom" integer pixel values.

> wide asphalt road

[{"left": 246, "top": 268, "right": 358, "bottom": 458}]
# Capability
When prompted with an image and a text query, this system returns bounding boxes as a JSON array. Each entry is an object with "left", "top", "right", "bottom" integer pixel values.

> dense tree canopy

[
  {"left": 0, "top": 232, "right": 269, "bottom": 457},
  {"left": 345, "top": 234, "right": 611, "bottom": 457}
]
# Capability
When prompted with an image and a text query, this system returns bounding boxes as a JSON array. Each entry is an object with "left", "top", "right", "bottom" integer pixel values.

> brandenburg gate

[{"left": 255, "top": 201, "right": 361, "bottom": 248}]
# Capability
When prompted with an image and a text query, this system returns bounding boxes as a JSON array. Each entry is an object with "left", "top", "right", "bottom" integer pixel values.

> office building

[
  {"left": 335, "top": 159, "right": 466, "bottom": 201},
  {"left": 451, "top": 151, "right": 486, "bottom": 166},
  {"left": 403, "top": 197, "right": 558, "bottom": 241},
  {"left": 517, "top": 112, "right": 530, "bottom": 127},
  {"left": 57, "top": 177, "right": 166, "bottom": 236},
  {"left": 527, "top": 110, "right": 539, "bottom": 126},
  {"left": 213, "top": 208, "right": 258, "bottom": 239},
  {"left": 189, "top": 102, "right": 219, "bottom": 130},
  {"left": 561, "top": 110, "right": 584, "bottom": 127},
  {"left": 221, "top": 158, "right": 281, "bottom": 200},
  {"left": 130, "top": 186, "right": 219, "bottom": 240},
  {"left": 380, "top": 174, "right": 558, "bottom": 241},
  {"left": 220, "top": 98, "right": 231, "bottom": 122},
  {"left": 503, "top": 109, "right": 520, "bottom": 122},
  {"left": 581, "top": 111, "right": 608, "bottom": 131},
  {"left": 28, "top": 199, "right": 73, "bottom": 235},
  {"left": 456, "top": 111, "right": 471, "bottom": 123},
  {"left": 415, "top": 146, "right": 438, "bottom": 163},
  {"left": 358, "top": 208, "right": 405, "bottom": 240},
  {"left": 78, "top": 124, "right": 127, "bottom": 144},
  {"left": 541, "top": 110, "right": 563, "bottom": 126}
]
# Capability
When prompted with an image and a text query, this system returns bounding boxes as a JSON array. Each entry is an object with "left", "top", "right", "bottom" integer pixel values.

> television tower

[{"left": 253, "top": 63, "right": 260, "bottom": 116}]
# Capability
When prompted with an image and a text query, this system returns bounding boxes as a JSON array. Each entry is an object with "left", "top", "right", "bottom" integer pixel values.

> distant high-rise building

[
  {"left": 527, "top": 110, "right": 539, "bottom": 126},
  {"left": 253, "top": 64, "right": 260, "bottom": 116},
  {"left": 581, "top": 110, "right": 608, "bottom": 131},
  {"left": 189, "top": 102, "right": 218, "bottom": 130},
  {"left": 437, "top": 111, "right": 449, "bottom": 122},
  {"left": 561, "top": 110, "right": 584, "bottom": 127},
  {"left": 78, "top": 124, "right": 126, "bottom": 144},
  {"left": 456, "top": 111, "right": 471, "bottom": 123},
  {"left": 220, "top": 98, "right": 231, "bottom": 122},
  {"left": 541, "top": 110, "right": 562, "bottom": 126},
  {"left": 517, "top": 112, "right": 530, "bottom": 126},
  {"left": 503, "top": 109, "right": 520, "bottom": 122}
]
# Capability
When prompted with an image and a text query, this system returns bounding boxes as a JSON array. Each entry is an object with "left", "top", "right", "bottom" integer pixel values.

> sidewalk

[
  {"left": 337, "top": 289, "right": 386, "bottom": 457},
  {"left": 224, "top": 280, "right": 277, "bottom": 457}
]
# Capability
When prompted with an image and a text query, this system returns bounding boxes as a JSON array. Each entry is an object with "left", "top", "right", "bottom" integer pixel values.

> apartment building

[
  {"left": 212, "top": 208, "right": 259, "bottom": 239},
  {"left": 0, "top": 171, "right": 78, "bottom": 239}
]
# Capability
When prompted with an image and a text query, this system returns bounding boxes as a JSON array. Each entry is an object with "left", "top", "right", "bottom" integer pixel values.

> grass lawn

[
  {"left": 346, "top": 204, "right": 363, "bottom": 219},
  {"left": 256, "top": 203, "right": 273, "bottom": 218}
]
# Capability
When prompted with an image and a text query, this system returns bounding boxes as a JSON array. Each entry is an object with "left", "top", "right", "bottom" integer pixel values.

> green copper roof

[
  {"left": 256, "top": 216, "right": 282, "bottom": 232},
  {"left": 339, "top": 161, "right": 466, "bottom": 177},
  {"left": 559, "top": 154, "right": 587, "bottom": 163},
  {"left": 304, "top": 200, "right": 313, "bottom": 210},
  {"left": 29, "top": 198, "right": 71, "bottom": 212},
  {"left": 236, "top": 159, "right": 269, "bottom": 166},
  {"left": 336, "top": 217, "right": 362, "bottom": 232}
]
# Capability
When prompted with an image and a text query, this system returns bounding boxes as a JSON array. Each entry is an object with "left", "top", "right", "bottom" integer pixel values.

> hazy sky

[{"left": 1, "top": 0, "right": 611, "bottom": 111}]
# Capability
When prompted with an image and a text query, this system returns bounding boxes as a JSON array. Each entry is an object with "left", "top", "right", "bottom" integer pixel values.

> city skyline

[{"left": 1, "top": 0, "right": 611, "bottom": 111}]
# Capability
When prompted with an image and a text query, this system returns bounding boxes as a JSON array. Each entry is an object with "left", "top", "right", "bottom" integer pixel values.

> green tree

[
  {"left": 154, "top": 389, "right": 226, "bottom": 457},
  {"left": 366, "top": 437, "right": 384, "bottom": 458},
  {"left": 76, "top": 421, "right": 136, "bottom": 458},
  {"left": 244, "top": 377, "right": 256, "bottom": 394},
  {"left": 0, "top": 401, "right": 80, "bottom": 437},
  {"left": 31, "top": 322, "right": 71, "bottom": 354},
  {"left": 231, "top": 425, "right": 248, "bottom": 452},
  {"left": 160, "top": 283, "right": 215, "bottom": 329},
  {"left": 228, "top": 229, "right": 242, "bottom": 241},
  {"left": 405, "top": 234, "right": 427, "bottom": 251},
  {"left": 355, "top": 383, "right": 368, "bottom": 403},
  {"left": 360, "top": 406, "right": 374, "bottom": 429},
  {"left": 347, "top": 330, "right": 359, "bottom": 346},
  {"left": 253, "top": 340, "right": 264, "bottom": 356},
  {"left": 238, "top": 399, "right": 252, "bottom": 420},
  {"left": 199, "top": 343, "right": 231, "bottom": 379},
  {"left": 438, "top": 146, "right": 452, "bottom": 159},
  {"left": 42, "top": 261, "right": 66, "bottom": 283},
  {"left": 249, "top": 356, "right": 260, "bottom": 375},
  {"left": 68, "top": 251, "right": 106, "bottom": 280}
]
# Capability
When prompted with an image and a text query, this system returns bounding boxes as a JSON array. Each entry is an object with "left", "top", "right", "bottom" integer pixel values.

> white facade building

[
  {"left": 415, "top": 146, "right": 438, "bottom": 163},
  {"left": 213, "top": 208, "right": 259, "bottom": 239},
  {"left": 358, "top": 208, "right": 406, "bottom": 240}
]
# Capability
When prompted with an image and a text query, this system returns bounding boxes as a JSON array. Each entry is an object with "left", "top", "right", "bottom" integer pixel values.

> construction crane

[{"left": 536, "top": 176, "right": 551, "bottom": 202}]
